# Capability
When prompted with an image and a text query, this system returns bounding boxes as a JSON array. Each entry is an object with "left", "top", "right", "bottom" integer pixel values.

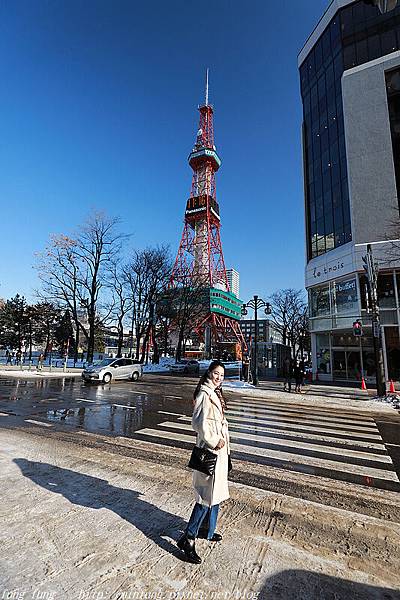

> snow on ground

[
  {"left": 143, "top": 357, "right": 175, "bottom": 373},
  {"left": 0, "top": 369, "right": 82, "bottom": 379},
  {"left": 224, "top": 379, "right": 254, "bottom": 389}
]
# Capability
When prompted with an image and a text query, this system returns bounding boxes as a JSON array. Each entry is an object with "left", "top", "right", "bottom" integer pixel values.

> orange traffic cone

[
  {"left": 389, "top": 380, "right": 396, "bottom": 393},
  {"left": 361, "top": 377, "right": 367, "bottom": 390}
]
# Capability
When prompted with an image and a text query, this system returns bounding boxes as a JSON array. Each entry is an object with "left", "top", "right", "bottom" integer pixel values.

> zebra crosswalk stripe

[{"left": 133, "top": 402, "right": 399, "bottom": 486}]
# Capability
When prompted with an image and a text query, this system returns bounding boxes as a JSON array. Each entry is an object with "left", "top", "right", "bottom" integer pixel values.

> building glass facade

[
  {"left": 386, "top": 67, "right": 400, "bottom": 208},
  {"left": 300, "top": 0, "right": 400, "bottom": 260},
  {"left": 310, "top": 270, "right": 400, "bottom": 380}
]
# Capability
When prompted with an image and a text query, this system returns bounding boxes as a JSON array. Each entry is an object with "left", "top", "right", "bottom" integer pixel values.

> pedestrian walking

[
  {"left": 283, "top": 357, "right": 293, "bottom": 392},
  {"left": 6, "top": 350, "right": 12, "bottom": 365},
  {"left": 37, "top": 353, "right": 44, "bottom": 371},
  {"left": 177, "top": 360, "right": 230, "bottom": 564},
  {"left": 294, "top": 362, "right": 303, "bottom": 393},
  {"left": 241, "top": 354, "right": 250, "bottom": 382}
]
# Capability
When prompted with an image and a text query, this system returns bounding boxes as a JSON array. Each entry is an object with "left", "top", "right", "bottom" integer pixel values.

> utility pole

[
  {"left": 362, "top": 244, "right": 386, "bottom": 396},
  {"left": 242, "top": 295, "right": 271, "bottom": 386}
]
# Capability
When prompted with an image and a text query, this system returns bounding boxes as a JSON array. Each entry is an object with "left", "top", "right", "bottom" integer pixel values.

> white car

[
  {"left": 169, "top": 359, "right": 200, "bottom": 375},
  {"left": 82, "top": 358, "right": 142, "bottom": 384}
]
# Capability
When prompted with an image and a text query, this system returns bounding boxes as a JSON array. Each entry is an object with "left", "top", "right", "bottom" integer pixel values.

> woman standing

[{"left": 177, "top": 360, "right": 230, "bottom": 564}]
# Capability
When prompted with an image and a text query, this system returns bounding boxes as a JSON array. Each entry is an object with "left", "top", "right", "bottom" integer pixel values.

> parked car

[
  {"left": 169, "top": 359, "right": 200, "bottom": 375},
  {"left": 82, "top": 358, "right": 142, "bottom": 384}
]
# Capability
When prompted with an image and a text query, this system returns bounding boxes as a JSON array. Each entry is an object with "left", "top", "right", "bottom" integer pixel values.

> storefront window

[
  {"left": 310, "top": 285, "right": 330, "bottom": 317},
  {"left": 385, "top": 326, "right": 400, "bottom": 380},
  {"left": 332, "top": 277, "right": 358, "bottom": 314},
  {"left": 316, "top": 333, "right": 331, "bottom": 374},
  {"left": 378, "top": 273, "right": 395, "bottom": 308}
]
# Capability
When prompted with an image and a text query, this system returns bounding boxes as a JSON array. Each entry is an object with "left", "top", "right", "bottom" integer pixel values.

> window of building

[
  {"left": 316, "top": 333, "right": 331, "bottom": 374},
  {"left": 386, "top": 68, "right": 400, "bottom": 213},
  {"left": 310, "top": 285, "right": 330, "bottom": 317},
  {"left": 333, "top": 277, "right": 358, "bottom": 314},
  {"left": 377, "top": 272, "right": 396, "bottom": 308},
  {"left": 302, "top": 0, "right": 400, "bottom": 261}
]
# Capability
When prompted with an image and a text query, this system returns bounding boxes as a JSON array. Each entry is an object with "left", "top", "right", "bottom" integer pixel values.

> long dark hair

[{"left": 193, "top": 360, "right": 226, "bottom": 407}]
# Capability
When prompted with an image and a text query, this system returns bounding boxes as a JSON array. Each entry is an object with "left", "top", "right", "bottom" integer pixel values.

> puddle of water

[{"left": 45, "top": 404, "right": 145, "bottom": 436}]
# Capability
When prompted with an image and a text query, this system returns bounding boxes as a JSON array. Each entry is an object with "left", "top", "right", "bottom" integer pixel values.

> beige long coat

[{"left": 191, "top": 380, "right": 230, "bottom": 507}]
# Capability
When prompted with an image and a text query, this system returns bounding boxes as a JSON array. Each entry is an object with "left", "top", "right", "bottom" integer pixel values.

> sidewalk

[
  {"left": 224, "top": 380, "right": 397, "bottom": 415},
  {"left": 0, "top": 365, "right": 83, "bottom": 379},
  {"left": 0, "top": 422, "right": 399, "bottom": 600}
]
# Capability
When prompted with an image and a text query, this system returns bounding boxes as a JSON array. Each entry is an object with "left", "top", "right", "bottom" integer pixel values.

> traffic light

[{"left": 353, "top": 320, "right": 363, "bottom": 337}]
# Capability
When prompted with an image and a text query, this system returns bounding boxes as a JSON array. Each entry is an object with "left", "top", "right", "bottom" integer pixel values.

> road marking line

[
  {"left": 222, "top": 420, "right": 385, "bottom": 449},
  {"left": 227, "top": 400, "right": 375, "bottom": 424},
  {"left": 77, "top": 399, "right": 97, "bottom": 403},
  {"left": 112, "top": 404, "right": 136, "bottom": 410},
  {"left": 25, "top": 419, "right": 53, "bottom": 427},
  {"left": 177, "top": 414, "right": 382, "bottom": 440},
  {"left": 164, "top": 395, "right": 183, "bottom": 399},
  {"left": 129, "top": 390, "right": 147, "bottom": 395},
  {"left": 226, "top": 404, "right": 377, "bottom": 427},
  {"left": 0, "top": 412, "right": 10, "bottom": 416},
  {"left": 158, "top": 421, "right": 392, "bottom": 464},
  {"left": 238, "top": 396, "right": 376, "bottom": 414},
  {"left": 135, "top": 428, "right": 399, "bottom": 482},
  {"left": 158, "top": 411, "right": 186, "bottom": 417},
  {"left": 226, "top": 408, "right": 378, "bottom": 433}
]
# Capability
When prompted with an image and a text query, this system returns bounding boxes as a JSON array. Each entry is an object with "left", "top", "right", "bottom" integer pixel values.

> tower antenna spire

[{"left": 205, "top": 68, "right": 209, "bottom": 106}]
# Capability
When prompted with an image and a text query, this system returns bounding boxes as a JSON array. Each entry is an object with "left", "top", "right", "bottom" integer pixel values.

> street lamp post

[
  {"left": 362, "top": 244, "right": 386, "bottom": 396},
  {"left": 241, "top": 295, "right": 272, "bottom": 386}
]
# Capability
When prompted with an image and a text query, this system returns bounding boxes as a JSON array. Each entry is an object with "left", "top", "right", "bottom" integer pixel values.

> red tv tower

[{"left": 170, "top": 71, "right": 246, "bottom": 355}]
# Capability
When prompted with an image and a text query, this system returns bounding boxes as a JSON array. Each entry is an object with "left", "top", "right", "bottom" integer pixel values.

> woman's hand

[{"left": 214, "top": 438, "right": 225, "bottom": 450}]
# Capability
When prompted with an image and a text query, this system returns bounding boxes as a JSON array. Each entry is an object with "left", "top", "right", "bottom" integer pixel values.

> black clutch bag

[{"left": 188, "top": 445, "right": 217, "bottom": 476}]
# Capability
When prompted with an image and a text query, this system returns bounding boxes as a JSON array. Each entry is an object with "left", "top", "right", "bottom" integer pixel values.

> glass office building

[{"left": 299, "top": 0, "right": 400, "bottom": 382}]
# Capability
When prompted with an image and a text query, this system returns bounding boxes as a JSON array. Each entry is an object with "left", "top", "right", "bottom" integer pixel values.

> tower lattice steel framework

[{"left": 170, "top": 73, "right": 246, "bottom": 351}]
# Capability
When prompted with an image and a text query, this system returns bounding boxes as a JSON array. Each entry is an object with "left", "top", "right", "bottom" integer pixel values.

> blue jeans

[{"left": 186, "top": 503, "right": 219, "bottom": 540}]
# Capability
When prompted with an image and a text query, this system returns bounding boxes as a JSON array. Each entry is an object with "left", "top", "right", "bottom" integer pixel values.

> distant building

[
  {"left": 226, "top": 268, "right": 240, "bottom": 298},
  {"left": 239, "top": 318, "right": 282, "bottom": 344}
]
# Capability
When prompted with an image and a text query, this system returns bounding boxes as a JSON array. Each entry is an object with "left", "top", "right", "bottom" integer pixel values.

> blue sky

[{"left": 0, "top": 0, "right": 329, "bottom": 303}]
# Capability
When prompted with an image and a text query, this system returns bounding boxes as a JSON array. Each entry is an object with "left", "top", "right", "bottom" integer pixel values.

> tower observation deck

[{"left": 169, "top": 72, "right": 246, "bottom": 356}]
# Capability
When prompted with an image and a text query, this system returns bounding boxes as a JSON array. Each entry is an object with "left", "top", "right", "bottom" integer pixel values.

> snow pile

[
  {"left": 224, "top": 380, "right": 254, "bottom": 390},
  {"left": 143, "top": 357, "right": 175, "bottom": 374},
  {"left": 143, "top": 363, "right": 170, "bottom": 373},
  {"left": 369, "top": 393, "right": 400, "bottom": 410}
]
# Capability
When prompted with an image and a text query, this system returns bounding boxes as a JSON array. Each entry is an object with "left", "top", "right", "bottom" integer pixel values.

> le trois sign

[
  {"left": 312, "top": 260, "right": 345, "bottom": 279},
  {"left": 305, "top": 246, "right": 355, "bottom": 288}
]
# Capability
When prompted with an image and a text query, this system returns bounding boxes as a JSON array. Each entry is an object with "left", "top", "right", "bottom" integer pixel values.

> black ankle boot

[{"left": 177, "top": 534, "right": 202, "bottom": 564}]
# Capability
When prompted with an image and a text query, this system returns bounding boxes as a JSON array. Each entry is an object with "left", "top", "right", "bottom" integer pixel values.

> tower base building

[{"left": 299, "top": 0, "right": 400, "bottom": 382}]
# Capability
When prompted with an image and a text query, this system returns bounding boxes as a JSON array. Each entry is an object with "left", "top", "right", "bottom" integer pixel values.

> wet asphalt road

[
  {"left": 0, "top": 373, "right": 399, "bottom": 500},
  {"left": 0, "top": 373, "right": 196, "bottom": 437}
]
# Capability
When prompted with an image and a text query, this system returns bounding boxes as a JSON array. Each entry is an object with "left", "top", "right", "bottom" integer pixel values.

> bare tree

[
  {"left": 123, "top": 246, "right": 171, "bottom": 362},
  {"left": 107, "top": 261, "right": 132, "bottom": 358},
  {"left": 269, "top": 288, "right": 309, "bottom": 358},
  {"left": 36, "top": 233, "right": 86, "bottom": 363},
  {"left": 74, "top": 213, "right": 125, "bottom": 363},
  {"left": 36, "top": 212, "right": 126, "bottom": 363},
  {"left": 293, "top": 304, "right": 311, "bottom": 360}
]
